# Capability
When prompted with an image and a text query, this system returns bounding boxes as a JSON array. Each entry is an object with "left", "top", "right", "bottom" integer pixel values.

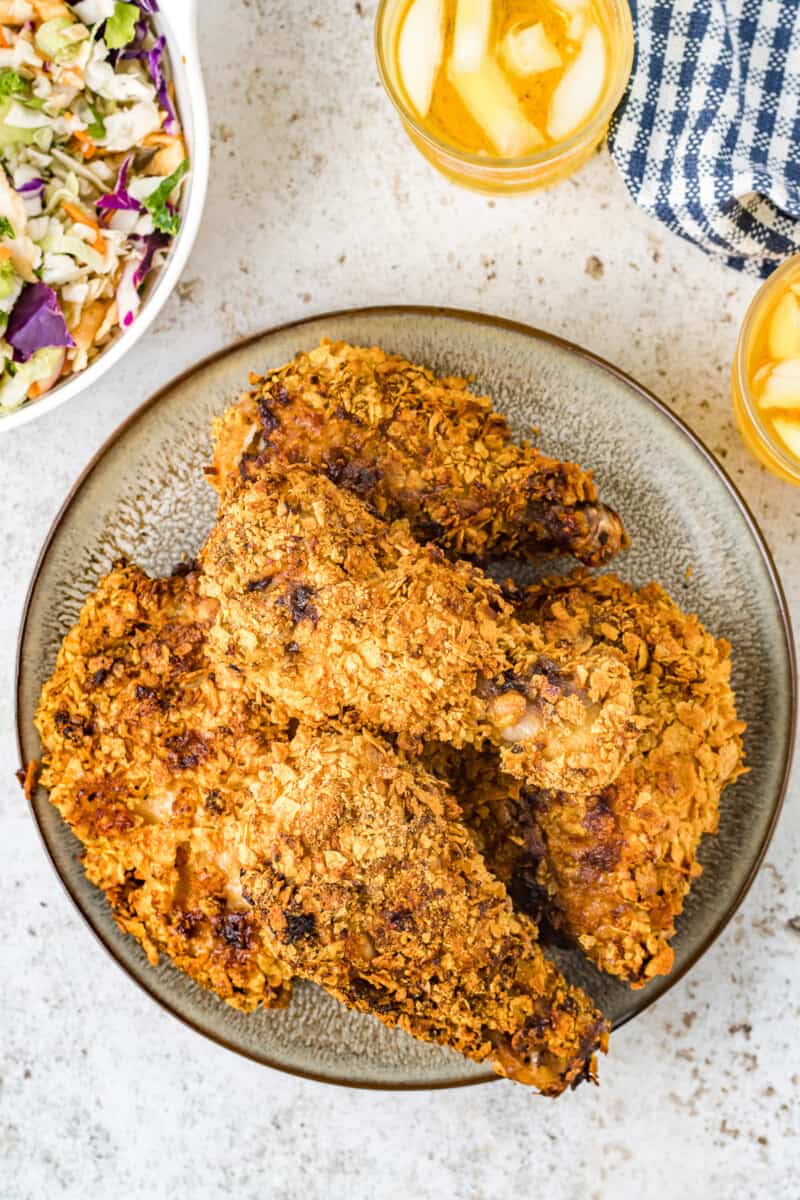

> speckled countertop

[{"left": 1, "top": 2, "right": 798, "bottom": 1196}]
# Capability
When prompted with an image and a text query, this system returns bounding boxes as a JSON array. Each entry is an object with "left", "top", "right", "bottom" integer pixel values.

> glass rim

[
  {"left": 735, "top": 253, "right": 800, "bottom": 483},
  {"left": 374, "top": 0, "right": 635, "bottom": 172}
]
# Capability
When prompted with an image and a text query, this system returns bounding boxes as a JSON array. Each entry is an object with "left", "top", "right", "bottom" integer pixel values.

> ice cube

[
  {"left": 757, "top": 357, "right": 800, "bottom": 410},
  {"left": 772, "top": 416, "right": 800, "bottom": 460},
  {"left": 567, "top": 10, "right": 587, "bottom": 41},
  {"left": 752, "top": 362, "right": 773, "bottom": 390},
  {"left": 398, "top": 0, "right": 445, "bottom": 118},
  {"left": 767, "top": 290, "right": 800, "bottom": 359},
  {"left": 448, "top": 56, "right": 545, "bottom": 157},
  {"left": 501, "top": 22, "right": 562, "bottom": 77},
  {"left": 452, "top": 0, "right": 494, "bottom": 73},
  {"left": 547, "top": 24, "right": 607, "bottom": 141}
]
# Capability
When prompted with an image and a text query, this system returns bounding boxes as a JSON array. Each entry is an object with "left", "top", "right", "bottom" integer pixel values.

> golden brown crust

[
  {"left": 200, "top": 463, "right": 640, "bottom": 796},
  {"left": 240, "top": 727, "right": 609, "bottom": 1094},
  {"left": 35, "top": 563, "right": 292, "bottom": 1011},
  {"left": 208, "top": 340, "right": 628, "bottom": 567},
  {"left": 440, "top": 573, "right": 747, "bottom": 986}
]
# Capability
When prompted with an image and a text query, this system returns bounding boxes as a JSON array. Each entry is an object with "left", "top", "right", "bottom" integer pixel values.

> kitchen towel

[{"left": 608, "top": 0, "right": 800, "bottom": 276}]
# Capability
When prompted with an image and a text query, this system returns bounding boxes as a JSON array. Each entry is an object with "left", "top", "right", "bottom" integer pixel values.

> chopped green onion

[
  {"left": 143, "top": 159, "right": 189, "bottom": 236},
  {"left": 0, "top": 217, "right": 16, "bottom": 241},
  {"left": 0, "top": 71, "right": 27, "bottom": 97}
]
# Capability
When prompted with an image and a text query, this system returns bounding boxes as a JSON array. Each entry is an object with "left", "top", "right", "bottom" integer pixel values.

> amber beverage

[
  {"left": 376, "top": 0, "right": 633, "bottom": 192},
  {"left": 733, "top": 255, "right": 800, "bottom": 486}
]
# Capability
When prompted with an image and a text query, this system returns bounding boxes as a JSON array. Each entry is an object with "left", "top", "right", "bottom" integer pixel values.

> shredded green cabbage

[
  {"left": 105, "top": 3, "right": 140, "bottom": 51},
  {"left": 0, "top": 346, "right": 65, "bottom": 413},
  {"left": 35, "top": 18, "right": 77, "bottom": 61},
  {"left": 0, "top": 260, "right": 16, "bottom": 300},
  {"left": 0, "top": 99, "right": 39, "bottom": 149},
  {"left": 40, "top": 230, "right": 107, "bottom": 274}
]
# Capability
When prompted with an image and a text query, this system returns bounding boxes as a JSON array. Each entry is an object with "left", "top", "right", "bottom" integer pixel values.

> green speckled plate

[{"left": 16, "top": 307, "right": 796, "bottom": 1089}]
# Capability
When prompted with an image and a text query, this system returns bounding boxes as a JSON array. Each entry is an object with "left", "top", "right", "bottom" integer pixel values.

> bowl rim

[
  {"left": 0, "top": 2, "right": 211, "bottom": 436},
  {"left": 15, "top": 304, "right": 797, "bottom": 1091}
]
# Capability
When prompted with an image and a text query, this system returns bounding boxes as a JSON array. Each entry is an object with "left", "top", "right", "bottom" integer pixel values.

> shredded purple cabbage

[
  {"left": 106, "top": 17, "right": 143, "bottom": 66},
  {"left": 116, "top": 231, "right": 171, "bottom": 330},
  {"left": 96, "top": 154, "right": 143, "bottom": 215},
  {"left": 117, "top": 154, "right": 131, "bottom": 191},
  {"left": 119, "top": 22, "right": 176, "bottom": 133},
  {"left": 119, "top": 17, "right": 148, "bottom": 54},
  {"left": 17, "top": 179, "right": 44, "bottom": 196},
  {"left": 132, "top": 231, "right": 170, "bottom": 288},
  {"left": 133, "top": 0, "right": 159, "bottom": 12},
  {"left": 6, "top": 284, "right": 75, "bottom": 364},
  {"left": 146, "top": 36, "right": 176, "bottom": 133}
]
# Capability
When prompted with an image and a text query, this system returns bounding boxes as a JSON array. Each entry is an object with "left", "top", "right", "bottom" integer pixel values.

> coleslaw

[{"left": 0, "top": 0, "right": 189, "bottom": 415}]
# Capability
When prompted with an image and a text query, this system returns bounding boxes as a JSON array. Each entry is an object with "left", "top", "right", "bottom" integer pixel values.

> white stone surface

[{"left": 1, "top": 2, "right": 798, "bottom": 1196}]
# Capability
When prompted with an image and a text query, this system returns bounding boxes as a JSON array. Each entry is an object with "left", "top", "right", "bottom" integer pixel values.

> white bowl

[{"left": 0, "top": 0, "right": 210, "bottom": 434}]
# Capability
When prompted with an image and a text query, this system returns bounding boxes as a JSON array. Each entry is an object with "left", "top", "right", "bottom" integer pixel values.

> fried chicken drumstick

[
  {"left": 200, "top": 464, "right": 639, "bottom": 795},
  {"left": 240, "top": 727, "right": 609, "bottom": 1093},
  {"left": 208, "top": 340, "right": 627, "bottom": 567},
  {"left": 443, "top": 574, "right": 746, "bottom": 986},
  {"left": 35, "top": 565, "right": 611, "bottom": 1090},
  {"left": 35, "top": 563, "right": 292, "bottom": 1011}
]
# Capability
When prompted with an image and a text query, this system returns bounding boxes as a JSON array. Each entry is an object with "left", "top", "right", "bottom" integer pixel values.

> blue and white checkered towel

[{"left": 608, "top": 0, "right": 800, "bottom": 277}]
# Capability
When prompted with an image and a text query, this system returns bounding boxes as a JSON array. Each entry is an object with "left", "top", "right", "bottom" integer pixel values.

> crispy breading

[
  {"left": 440, "top": 574, "right": 747, "bottom": 986},
  {"left": 35, "top": 563, "right": 292, "bottom": 1011},
  {"left": 200, "top": 463, "right": 640, "bottom": 796},
  {"left": 239, "top": 727, "right": 609, "bottom": 1094},
  {"left": 208, "top": 340, "right": 628, "bottom": 567}
]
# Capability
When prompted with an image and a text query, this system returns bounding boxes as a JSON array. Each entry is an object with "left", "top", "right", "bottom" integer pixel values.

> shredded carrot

[
  {"left": 0, "top": 246, "right": 12, "bottom": 261},
  {"left": 72, "top": 129, "right": 97, "bottom": 160},
  {"left": 0, "top": 27, "right": 8, "bottom": 48},
  {"left": 61, "top": 199, "right": 107, "bottom": 255},
  {"left": 28, "top": 381, "right": 48, "bottom": 400}
]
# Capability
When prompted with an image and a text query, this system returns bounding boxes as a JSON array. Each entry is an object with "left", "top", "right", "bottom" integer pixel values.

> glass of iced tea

[
  {"left": 375, "top": 0, "right": 634, "bottom": 192},
  {"left": 733, "top": 255, "right": 800, "bottom": 487}
]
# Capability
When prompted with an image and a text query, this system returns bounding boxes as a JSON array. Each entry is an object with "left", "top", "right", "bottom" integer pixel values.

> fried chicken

[
  {"left": 208, "top": 340, "right": 627, "bottom": 567},
  {"left": 200, "top": 463, "right": 640, "bottom": 796},
  {"left": 441, "top": 574, "right": 747, "bottom": 986},
  {"left": 239, "top": 727, "right": 609, "bottom": 1094},
  {"left": 35, "top": 563, "right": 292, "bottom": 1011},
  {"left": 34, "top": 562, "right": 612, "bottom": 1087}
]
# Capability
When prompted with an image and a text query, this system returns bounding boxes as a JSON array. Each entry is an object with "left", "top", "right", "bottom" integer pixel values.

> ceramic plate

[{"left": 16, "top": 307, "right": 796, "bottom": 1089}]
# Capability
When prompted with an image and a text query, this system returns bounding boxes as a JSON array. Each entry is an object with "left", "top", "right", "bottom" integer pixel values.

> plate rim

[{"left": 15, "top": 304, "right": 798, "bottom": 1091}]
